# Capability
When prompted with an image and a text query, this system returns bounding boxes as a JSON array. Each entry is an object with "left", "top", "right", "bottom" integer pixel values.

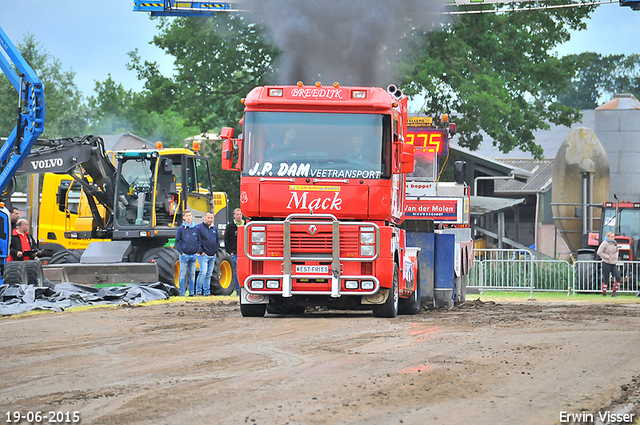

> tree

[
  {"left": 87, "top": 75, "right": 199, "bottom": 146},
  {"left": 401, "top": 5, "right": 597, "bottom": 159},
  {"left": 128, "top": 14, "right": 279, "bottom": 210},
  {"left": 559, "top": 53, "right": 640, "bottom": 108},
  {"left": 0, "top": 33, "right": 90, "bottom": 139}
]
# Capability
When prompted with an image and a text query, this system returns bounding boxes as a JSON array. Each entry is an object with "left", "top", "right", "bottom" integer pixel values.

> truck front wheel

[{"left": 373, "top": 264, "right": 399, "bottom": 318}]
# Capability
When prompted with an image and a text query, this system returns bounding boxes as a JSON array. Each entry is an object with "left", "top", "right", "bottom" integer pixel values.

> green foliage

[
  {"left": 401, "top": 5, "right": 595, "bottom": 159},
  {"left": 127, "top": 14, "right": 279, "bottom": 210},
  {"left": 87, "top": 75, "right": 199, "bottom": 147},
  {"left": 0, "top": 33, "right": 90, "bottom": 139},
  {"left": 558, "top": 52, "right": 640, "bottom": 108}
]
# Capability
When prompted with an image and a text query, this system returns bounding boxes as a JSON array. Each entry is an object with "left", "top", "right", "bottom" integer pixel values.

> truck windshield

[
  {"left": 116, "top": 157, "right": 156, "bottom": 226},
  {"left": 242, "top": 111, "right": 390, "bottom": 179}
]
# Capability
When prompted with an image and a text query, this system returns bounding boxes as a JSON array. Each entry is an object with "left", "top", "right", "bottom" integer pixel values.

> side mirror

[
  {"left": 220, "top": 127, "right": 234, "bottom": 139},
  {"left": 221, "top": 139, "right": 235, "bottom": 171},
  {"left": 454, "top": 161, "right": 466, "bottom": 184},
  {"left": 56, "top": 181, "right": 72, "bottom": 213},
  {"left": 399, "top": 142, "right": 414, "bottom": 174}
]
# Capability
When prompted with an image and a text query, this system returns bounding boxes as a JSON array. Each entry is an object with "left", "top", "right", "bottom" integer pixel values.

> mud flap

[{"left": 240, "top": 287, "right": 269, "bottom": 304}]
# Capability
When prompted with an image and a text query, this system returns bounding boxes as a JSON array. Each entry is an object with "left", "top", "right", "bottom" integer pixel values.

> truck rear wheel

[
  {"left": 211, "top": 251, "right": 234, "bottom": 295},
  {"left": 50, "top": 249, "right": 84, "bottom": 264},
  {"left": 142, "top": 247, "right": 179, "bottom": 287},
  {"left": 373, "top": 264, "right": 399, "bottom": 318},
  {"left": 399, "top": 269, "right": 420, "bottom": 315},
  {"left": 3, "top": 262, "right": 28, "bottom": 285},
  {"left": 24, "top": 260, "right": 44, "bottom": 287}
]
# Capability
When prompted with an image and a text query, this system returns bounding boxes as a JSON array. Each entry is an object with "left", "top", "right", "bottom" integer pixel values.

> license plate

[{"left": 296, "top": 265, "right": 329, "bottom": 274}]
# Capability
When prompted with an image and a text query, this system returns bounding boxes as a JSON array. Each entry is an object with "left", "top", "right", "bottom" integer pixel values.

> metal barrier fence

[
  {"left": 470, "top": 249, "right": 640, "bottom": 296},
  {"left": 574, "top": 260, "right": 640, "bottom": 294}
]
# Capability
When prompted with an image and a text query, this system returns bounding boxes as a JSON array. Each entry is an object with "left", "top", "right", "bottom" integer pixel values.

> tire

[
  {"left": 50, "top": 249, "right": 84, "bottom": 264},
  {"left": 373, "top": 263, "right": 399, "bottom": 318},
  {"left": 399, "top": 268, "right": 421, "bottom": 315},
  {"left": 24, "top": 260, "right": 44, "bottom": 287},
  {"left": 240, "top": 303, "right": 266, "bottom": 317},
  {"left": 267, "top": 300, "right": 305, "bottom": 315},
  {"left": 142, "top": 247, "right": 180, "bottom": 287},
  {"left": 211, "top": 251, "right": 234, "bottom": 295},
  {"left": 3, "top": 262, "right": 28, "bottom": 285}
]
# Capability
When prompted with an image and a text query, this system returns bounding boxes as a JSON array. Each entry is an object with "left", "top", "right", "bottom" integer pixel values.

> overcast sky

[{"left": 0, "top": 0, "right": 637, "bottom": 99}]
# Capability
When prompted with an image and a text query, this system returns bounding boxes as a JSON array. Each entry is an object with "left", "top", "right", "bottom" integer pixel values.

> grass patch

[{"left": 474, "top": 290, "right": 640, "bottom": 304}]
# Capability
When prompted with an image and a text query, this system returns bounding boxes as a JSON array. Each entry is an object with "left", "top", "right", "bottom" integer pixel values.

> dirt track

[{"left": 1, "top": 298, "right": 640, "bottom": 425}]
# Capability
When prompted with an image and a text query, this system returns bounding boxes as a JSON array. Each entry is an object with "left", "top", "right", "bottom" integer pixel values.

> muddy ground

[{"left": 1, "top": 298, "right": 640, "bottom": 425}]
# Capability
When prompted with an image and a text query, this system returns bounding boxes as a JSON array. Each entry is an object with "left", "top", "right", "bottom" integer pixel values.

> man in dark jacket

[
  {"left": 224, "top": 208, "right": 245, "bottom": 294},
  {"left": 196, "top": 211, "right": 219, "bottom": 296},
  {"left": 175, "top": 210, "right": 199, "bottom": 296},
  {"left": 10, "top": 219, "right": 39, "bottom": 261}
]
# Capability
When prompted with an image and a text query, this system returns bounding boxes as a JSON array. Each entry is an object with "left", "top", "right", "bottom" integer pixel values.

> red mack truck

[{"left": 221, "top": 83, "right": 471, "bottom": 317}]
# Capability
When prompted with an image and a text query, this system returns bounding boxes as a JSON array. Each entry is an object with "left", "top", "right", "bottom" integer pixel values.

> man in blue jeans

[
  {"left": 175, "top": 210, "right": 199, "bottom": 296},
  {"left": 196, "top": 211, "right": 219, "bottom": 296}
]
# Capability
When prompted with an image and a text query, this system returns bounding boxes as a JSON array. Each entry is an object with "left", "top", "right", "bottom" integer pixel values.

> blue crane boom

[
  {"left": 132, "top": 0, "right": 239, "bottom": 16},
  {"left": 0, "top": 26, "right": 45, "bottom": 279}
]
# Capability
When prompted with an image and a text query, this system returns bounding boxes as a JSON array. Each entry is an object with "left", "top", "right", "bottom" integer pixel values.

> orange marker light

[
  {"left": 193, "top": 141, "right": 201, "bottom": 152},
  {"left": 156, "top": 141, "right": 163, "bottom": 149}
]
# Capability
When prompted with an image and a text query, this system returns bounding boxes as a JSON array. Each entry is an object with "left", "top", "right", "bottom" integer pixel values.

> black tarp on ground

[{"left": 0, "top": 281, "right": 179, "bottom": 316}]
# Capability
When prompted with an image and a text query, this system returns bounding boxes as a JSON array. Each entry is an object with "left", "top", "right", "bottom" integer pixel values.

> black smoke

[{"left": 243, "top": 0, "right": 446, "bottom": 86}]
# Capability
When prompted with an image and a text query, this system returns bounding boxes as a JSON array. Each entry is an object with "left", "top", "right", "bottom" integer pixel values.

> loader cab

[{"left": 113, "top": 149, "right": 213, "bottom": 235}]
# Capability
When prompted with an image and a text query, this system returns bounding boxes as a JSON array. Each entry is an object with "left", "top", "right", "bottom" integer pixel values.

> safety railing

[
  {"left": 470, "top": 249, "right": 640, "bottom": 296},
  {"left": 573, "top": 260, "right": 640, "bottom": 295},
  {"left": 470, "top": 249, "right": 573, "bottom": 297}
]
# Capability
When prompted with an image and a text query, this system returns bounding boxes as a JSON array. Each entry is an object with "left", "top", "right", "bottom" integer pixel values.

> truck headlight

[
  {"left": 252, "top": 280, "right": 264, "bottom": 289},
  {"left": 252, "top": 244, "right": 265, "bottom": 256},
  {"left": 361, "top": 281, "right": 375, "bottom": 290},
  {"left": 360, "top": 245, "right": 375, "bottom": 256},
  {"left": 266, "top": 280, "right": 280, "bottom": 289},
  {"left": 345, "top": 280, "right": 358, "bottom": 289},
  {"left": 360, "top": 232, "right": 375, "bottom": 245},
  {"left": 252, "top": 231, "right": 266, "bottom": 243}
]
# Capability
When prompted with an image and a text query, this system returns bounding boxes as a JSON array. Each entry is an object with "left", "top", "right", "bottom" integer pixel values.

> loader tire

[
  {"left": 211, "top": 251, "right": 234, "bottom": 295},
  {"left": 142, "top": 247, "right": 179, "bottom": 287},
  {"left": 50, "top": 249, "right": 84, "bottom": 264},
  {"left": 3, "top": 262, "right": 28, "bottom": 285},
  {"left": 24, "top": 260, "right": 44, "bottom": 287}
]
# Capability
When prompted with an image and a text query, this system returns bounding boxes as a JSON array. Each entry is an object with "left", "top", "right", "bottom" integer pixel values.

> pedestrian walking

[{"left": 597, "top": 231, "right": 621, "bottom": 297}]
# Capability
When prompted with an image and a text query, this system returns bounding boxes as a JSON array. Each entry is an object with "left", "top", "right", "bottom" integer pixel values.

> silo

[
  {"left": 594, "top": 93, "right": 640, "bottom": 202},
  {"left": 552, "top": 128, "right": 609, "bottom": 254}
]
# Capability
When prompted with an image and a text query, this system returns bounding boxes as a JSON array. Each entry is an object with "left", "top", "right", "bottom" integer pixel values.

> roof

[
  {"left": 100, "top": 133, "right": 152, "bottom": 151},
  {"left": 596, "top": 93, "right": 640, "bottom": 110},
  {"left": 470, "top": 196, "right": 525, "bottom": 217},
  {"left": 451, "top": 145, "right": 532, "bottom": 181},
  {"left": 493, "top": 158, "right": 554, "bottom": 194},
  {"left": 450, "top": 110, "right": 595, "bottom": 160}
]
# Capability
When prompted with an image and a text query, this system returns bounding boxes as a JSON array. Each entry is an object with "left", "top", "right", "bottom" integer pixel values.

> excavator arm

[
  {"left": 0, "top": 26, "right": 45, "bottom": 273},
  {"left": 16, "top": 135, "right": 121, "bottom": 235}
]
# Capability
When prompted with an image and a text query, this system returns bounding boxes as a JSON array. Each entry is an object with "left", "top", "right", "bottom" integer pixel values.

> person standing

[
  {"left": 196, "top": 211, "right": 219, "bottom": 296},
  {"left": 597, "top": 231, "right": 621, "bottom": 297},
  {"left": 9, "top": 219, "right": 38, "bottom": 261},
  {"left": 224, "top": 208, "right": 245, "bottom": 294},
  {"left": 10, "top": 207, "right": 20, "bottom": 230},
  {"left": 175, "top": 210, "right": 199, "bottom": 296}
]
